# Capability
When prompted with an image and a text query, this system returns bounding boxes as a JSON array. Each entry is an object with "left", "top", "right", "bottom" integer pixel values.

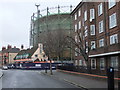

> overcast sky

[{"left": 0, "top": 0, "right": 80, "bottom": 50}]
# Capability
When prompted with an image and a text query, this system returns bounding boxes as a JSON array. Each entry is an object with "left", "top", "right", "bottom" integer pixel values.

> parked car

[
  {"left": 2, "top": 66, "right": 8, "bottom": 70},
  {"left": 8, "top": 64, "right": 15, "bottom": 69}
]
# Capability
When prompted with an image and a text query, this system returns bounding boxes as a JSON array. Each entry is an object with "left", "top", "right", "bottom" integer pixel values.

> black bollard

[{"left": 107, "top": 67, "right": 114, "bottom": 90}]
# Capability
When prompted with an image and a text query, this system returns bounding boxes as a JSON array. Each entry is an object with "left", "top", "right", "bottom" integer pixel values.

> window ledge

[{"left": 109, "top": 25, "right": 117, "bottom": 30}]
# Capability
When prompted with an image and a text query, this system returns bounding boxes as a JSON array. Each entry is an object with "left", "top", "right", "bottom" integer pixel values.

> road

[{"left": 1, "top": 70, "right": 80, "bottom": 89}]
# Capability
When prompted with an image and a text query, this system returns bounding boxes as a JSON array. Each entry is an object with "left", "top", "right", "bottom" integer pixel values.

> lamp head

[{"left": 35, "top": 4, "right": 40, "bottom": 7}]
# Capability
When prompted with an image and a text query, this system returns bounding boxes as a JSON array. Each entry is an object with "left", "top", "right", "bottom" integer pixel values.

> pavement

[
  {"left": 41, "top": 69, "right": 119, "bottom": 90},
  {"left": 0, "top": 69, "right": 3, "bottom": 90},
  {"left": 0, "top": 69, "right": 3, "bottom": 78}
]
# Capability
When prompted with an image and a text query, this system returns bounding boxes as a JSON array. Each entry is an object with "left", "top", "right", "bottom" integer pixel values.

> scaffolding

[{"left": 30, "top": 5, "right": 74, "bottom": 47}]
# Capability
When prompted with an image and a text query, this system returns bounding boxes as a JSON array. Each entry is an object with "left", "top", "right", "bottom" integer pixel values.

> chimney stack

[
  {"left": 2, "top": 47, "right": 6, "bottom": 51},
  {"left": 14, "top": 46, "right": 16, "bottom": 48},
  {"left": 7, "top": 45, "right": 12, "bottom": 49}
]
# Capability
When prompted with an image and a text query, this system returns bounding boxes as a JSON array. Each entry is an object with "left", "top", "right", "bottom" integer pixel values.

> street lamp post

[{"left": 35, "top": 4, "right": 40, "bottom": 11}]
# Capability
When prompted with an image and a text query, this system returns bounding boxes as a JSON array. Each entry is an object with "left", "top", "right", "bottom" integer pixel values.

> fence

[{"left": 57, "top": 65, "right": 88, "bottom": 73}]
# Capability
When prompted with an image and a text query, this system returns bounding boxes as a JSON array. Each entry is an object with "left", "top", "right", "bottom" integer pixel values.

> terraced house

[
  {"left": 0, "top": 45, "right": 20, "bottom": 66},
  {"left": 71, "top": 1, "right": 120, "bottom": 77}
]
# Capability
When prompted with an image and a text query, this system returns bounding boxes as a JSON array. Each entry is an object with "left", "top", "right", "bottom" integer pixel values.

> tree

[
  {"left": 66, "top": 29, "right": 92, "bottom": 73},
  {"left": 43, "top": 29, "right": 68, "bottom": 74}
]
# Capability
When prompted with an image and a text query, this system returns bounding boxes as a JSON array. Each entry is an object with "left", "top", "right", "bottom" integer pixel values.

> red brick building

[
  {"left": 1, "top": 45, "right": 20, "bottom": 66},
  {"left": 71, "top": 1, "right": 120, "bottom": 77}
]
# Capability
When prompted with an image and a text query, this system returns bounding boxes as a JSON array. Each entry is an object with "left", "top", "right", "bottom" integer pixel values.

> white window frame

[
  {"left": 79, "top": 32, "right": 82, "bottom": 38},
  {"left": 99, "top": 39, "right": 104, "bottom": 47},
  {"left": 85, "top": 30, "right": 88, "bottom": 37},
  {"left": 98, "top": 3, "right": 103, "bottom": 16},
  {"left": 75, "top": 48, "right": 78, "bottom": 56},
  {"left": 91, "top": 58, "right": 96, "bottom": 69},
  {"left": 109, "top": 13, "right": 117, "bottom": 29},
  {"left": 111, "top": 56, "right": 118, "bottom": 71},
  {"left": 78, "top": 21, "right": 81, "bottom": 29},
  {"left": 75, "top": 35, "right": 77, "bottom": 42},
  {"left": 90, "top": 9, "right": 95, "bottom": 22},
  {"left": 85, "top": 42, "right": 88, "bottom": 53},
  {"left": 90, "top": 25, "right": 95, "bottom": 35},
  {"left": 91, "top": 41, "right": 96, "bottom": 50},
  {"left": 78, "top": 9, "right": 81, "bottom": 16},
  {"left": 75, "top": 13, "right": 77, "bottom": 20},
  {"left": 84, "top": 10, "right": 87, "bottom": 21},
  {"left": 84, "top": 26, "right": 88, "bottom": 37},
  {"left": 75, "top": 60, "right": 78, "bottom": 66},
  {"left": 108, "top": 0, "right": 116, "bottom": 9},
  {"left": 100, "top": 58, "right": 105, "bottom": 70},
  {"left": 99, "top": 20, "right": 104, "bottom": 33},
  {"left": 82, "top": 18, "right": 84, "bottom": 26},
  {"left": 110, "top": 34, "right": 118, "bottom": 45},
  {"left": 79, "top": 60, "right": 82, "bottom": 66},
  {"left": 75, "top": 24, "right": 77, "bottom": 32}
]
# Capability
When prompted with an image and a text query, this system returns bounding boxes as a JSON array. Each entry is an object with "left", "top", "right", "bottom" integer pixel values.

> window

[
  {"left": 79, "top": 32, "right": 82, "bottom": 38},
  {"left": 84, "top": 26, "right": 88, "bottom": 37},
  {"left": 78, "top": 9, "right": 81, "bottom": 16},
  {"left": 99, "top": 20, "right": 104, "bottom": 33},
  {"left": 99, "top": 39, "right": 104, "bottom": 47},
  {"left": 110, "top": 34, "right": 118, "bottom": 45},
  {"left": 75, "top": 24, "right": 77, "bottom": 32},
  {"left": 75, "top": 13, "right": 77, "bottom": 20},
  {"left": 35, "top": 64, "right": 41, "bottom": 67},
  {"left": 100, "top": 58, "right": 105, "bottom": 70},
  {"left": 35, "top": 54, "right": 38, "bottom": 57},
  {"left": 40, "top": 44, "right": 43, "bottom": 53},
  {"left": 91, "top": 41, "right": 96, "bottom": 50},
  {"left": 82, "top": 18, "right": 84, "bottom": 26},
  {"left": 84, "top": 10, "right": 87, "bottom": 21},
  {"left": 83, "top": 60, "right": 87, "bottom": 68},
  {"left": 79, "top": 49, "right": 81, "bottom": 55},
  {"left": 75, "top": 48, "right": 78, "bottom": 56},
  {"left": 90, "top": 9, "right": 95, "bottom": 22},
  {"left": 111, "top": 56, "right": 118, "bottom": 70},
  {"left": 109, "top": 13, "right": 117, "bottom": 29},
  {"left": 78, "top": 21, "right": 81, "bottom": 29},
  {"left": 75, "top": 35, "right": 77, "bottom": 42},
  {"left": 79, "top": 60, "right": 82, "bottom": 66},
  {"left": 98, "top": 3, "right": 103, "bottom": 16},
  {"left": 75, "top": 60, "right": 78, "bottom": 66},
  {"left": 91, "top": 58, "right": 96, "bottom": 69},
  {"left": 90, "top": 25, "right": 95, "bottom": 35},
  {"left": 85, "top": 30, "right": 88, "bottom": 37},
  {"left": 85, "top": 42, "right": 88, "bottom": 53},
  {"left": 108, "top": 0, "right": 116, "bottom": 9}
]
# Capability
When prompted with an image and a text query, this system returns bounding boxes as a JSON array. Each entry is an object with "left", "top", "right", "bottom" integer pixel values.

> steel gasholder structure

[{"left": 30, "top": 5, "right": 74, "bottom": 47}]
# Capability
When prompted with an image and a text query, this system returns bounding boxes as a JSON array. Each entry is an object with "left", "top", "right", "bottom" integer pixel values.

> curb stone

[
  {"left": 63, "top": 79, "right": 88, "bottom": 90},
  {"left": 0, "top": 72, "right": 3, "bottom": 78}
]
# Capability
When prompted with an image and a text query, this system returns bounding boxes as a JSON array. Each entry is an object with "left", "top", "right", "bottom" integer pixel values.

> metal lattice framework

[{"left": 30, "top": 5, "right": 74, "bottom": 47}]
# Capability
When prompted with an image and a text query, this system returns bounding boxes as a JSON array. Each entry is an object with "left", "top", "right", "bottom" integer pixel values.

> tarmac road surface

[{"left": 1, "top": 70, "right": 80, "bottom": 89}]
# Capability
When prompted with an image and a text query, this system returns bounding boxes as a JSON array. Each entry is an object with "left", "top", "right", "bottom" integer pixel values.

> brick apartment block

[{"left": 71, "top": 1, "right": 120, "bottom": 77}]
